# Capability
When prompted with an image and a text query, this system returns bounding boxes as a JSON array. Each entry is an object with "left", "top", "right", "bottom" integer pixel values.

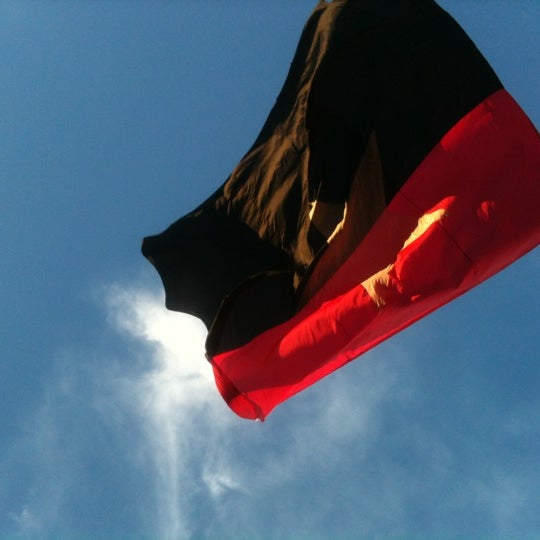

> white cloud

[
  {"left": 2, "top": 278, "right": 539, "bottom": 539},
  {"left": 97, "top": 282, "right": 540, "bottom": 538},
  {"left": 202, "top": 468, "right": 246, "bottom": 498},
  {"left": 104, "top": 285, "right": 232, "bottom": 539},
  {"left": 9, "top": 506, "right": 41, "bottom": 534},
  {"left": 0, "top": 361, "right": 83, "bottom": 539},
  {"left": 101, "top": 282, "right": 403, "bottom": 538}
]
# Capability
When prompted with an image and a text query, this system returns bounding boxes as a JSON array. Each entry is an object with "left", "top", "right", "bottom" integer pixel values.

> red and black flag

[{"left": 142, "top": 0, "right": 540, "bottom": 420}]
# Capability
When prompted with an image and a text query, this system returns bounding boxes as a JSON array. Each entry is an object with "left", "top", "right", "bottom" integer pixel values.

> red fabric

[{"left": 211, "top": 89, "right": 540, "bottom": 420}]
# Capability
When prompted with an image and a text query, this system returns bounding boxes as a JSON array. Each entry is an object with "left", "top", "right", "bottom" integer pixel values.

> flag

[{"left": 142, "top": 0, "right": 540, "bottom": 420}]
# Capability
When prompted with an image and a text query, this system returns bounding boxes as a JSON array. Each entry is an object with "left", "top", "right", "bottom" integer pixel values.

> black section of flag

[{"left": 142, "top": 0, "right": 501, "bottom": 356}]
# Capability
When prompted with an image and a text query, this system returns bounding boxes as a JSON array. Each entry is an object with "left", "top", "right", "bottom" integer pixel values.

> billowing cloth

[{"left": 142, "top": 0, "right": 540, "bottom": 420}]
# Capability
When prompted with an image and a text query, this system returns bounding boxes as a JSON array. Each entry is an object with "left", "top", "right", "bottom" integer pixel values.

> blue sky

[{"left": 1, "top": 1, "right": 539, "bottom": 538}]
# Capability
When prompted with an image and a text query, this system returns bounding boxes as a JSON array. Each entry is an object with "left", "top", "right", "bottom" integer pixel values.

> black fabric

[
  {"left": 306, "top": 0, "right": 502, "bottom": 204},
  {"left": 206, "top": 271, "right": 295, "bottom": 357},
  {"left": 142, "top": 0, "right": 502, "bottom": 356},
  {"left": 142, "top": 210, "right": 292, "bottom": 327}
]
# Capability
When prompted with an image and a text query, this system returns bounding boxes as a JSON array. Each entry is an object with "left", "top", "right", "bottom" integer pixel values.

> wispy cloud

[
  {"left": 1, "top": 357, "right": 87, "bottom": 538},
  {"left": 104, "top": 284, "right": 230, "bottom": 539},
  {"left": 2, "top": 279, "right": 539, "bottom": 539},
  {"left": 101, "top": 282, "right": 402, "bottom": 538},
  {"left": 9, "top": 506, "right": 41, "bottom": 535}
]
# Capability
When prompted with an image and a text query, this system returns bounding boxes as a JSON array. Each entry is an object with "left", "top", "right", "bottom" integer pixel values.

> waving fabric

[{"left": 142, "top": 0, "right": 540, "bottom": 420}]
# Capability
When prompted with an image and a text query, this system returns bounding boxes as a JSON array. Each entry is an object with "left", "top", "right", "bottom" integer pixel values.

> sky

[{"left": 1, "top": 1, "right": 539, "bottom": 538}]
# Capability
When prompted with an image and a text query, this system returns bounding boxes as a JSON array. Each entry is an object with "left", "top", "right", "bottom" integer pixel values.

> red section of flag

[{"left": 210, "top": 89, "right": 540, "bottom": 420}]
